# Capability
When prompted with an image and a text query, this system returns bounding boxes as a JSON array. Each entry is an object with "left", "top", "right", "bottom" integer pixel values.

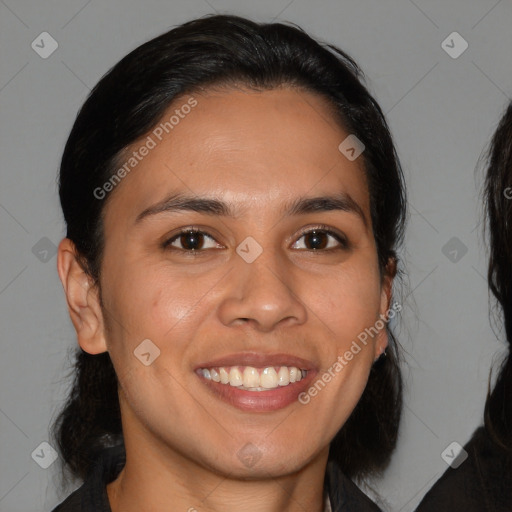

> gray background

[{"left": 1, "top": 1, "right": 511, "bottom": 511}]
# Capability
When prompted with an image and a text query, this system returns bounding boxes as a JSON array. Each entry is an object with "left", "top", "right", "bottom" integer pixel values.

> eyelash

[{"left": 162, "top": 224, "right": 349, "bottom": 255}]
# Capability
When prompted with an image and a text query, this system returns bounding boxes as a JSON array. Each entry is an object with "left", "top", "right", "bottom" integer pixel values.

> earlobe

[
  {"left": 373, "top": 323, "right": 389, "bottom": 362},
  {"left": 56, "top": 238, "right": 108, "bottom": 355}
]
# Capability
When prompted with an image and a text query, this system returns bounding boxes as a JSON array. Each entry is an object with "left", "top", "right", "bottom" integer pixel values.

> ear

[
  {"left": 374, "top": 257, "right": 397, "bottom": 361},
  {"left": 56, "top": 238, "right": 108, "bottom": 354}
]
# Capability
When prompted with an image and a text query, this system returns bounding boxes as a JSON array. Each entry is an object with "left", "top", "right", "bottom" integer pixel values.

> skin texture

[{"left": 57, "top": 87, "right": 393, "bottom": 512}]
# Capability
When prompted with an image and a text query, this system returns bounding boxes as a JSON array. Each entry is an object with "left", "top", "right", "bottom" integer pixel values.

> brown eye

[
  {"left": 292, "top": 227, "right": 349, "bottom": 251},
  {"left": 164, "top": 229, "right": 219, "bottom": 253}
]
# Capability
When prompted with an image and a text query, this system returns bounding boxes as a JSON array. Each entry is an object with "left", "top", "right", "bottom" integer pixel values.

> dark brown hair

[{"left": 483, "top": 102, "right": 512, "bottom": 451}]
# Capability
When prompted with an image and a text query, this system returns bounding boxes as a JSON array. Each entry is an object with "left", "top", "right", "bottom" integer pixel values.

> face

[{"left": 61, "top": 86, "right": 392, "bottom": 478}]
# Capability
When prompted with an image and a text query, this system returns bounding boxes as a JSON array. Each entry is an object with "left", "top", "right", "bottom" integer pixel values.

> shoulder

[
  {"left": 415, "top": 426, "right": 512, "bottom": 512},
  {"left": 50, "top": 444, "right": 126, "bottom": 512},
  {"left": 325, "top": 460, "right": 383, "bottom": 511},
  {"left": 50, "top": 487, "right": 84, "bottom": 512}
]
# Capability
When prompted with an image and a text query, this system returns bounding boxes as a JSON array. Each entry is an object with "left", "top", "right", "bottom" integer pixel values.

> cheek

[
  {"left": 318, "top": 265, "right": 382, "bottom": 341},
  {"left": 102, "top": 267, "right": 223, "bottom": 394},
  {"left": 105, "top": 261, "right": 203, "bottom": 336},
  {"left": 103, "top": 276, "right": 201, "bottom": 423}
]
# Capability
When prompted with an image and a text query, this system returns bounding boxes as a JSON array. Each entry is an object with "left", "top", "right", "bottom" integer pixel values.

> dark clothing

[
  {"left": 50, "top": 444, "right": 382, "bottom": 512},
  {"left": 415, "top": 426, "right": 512, "bottom": 512}
]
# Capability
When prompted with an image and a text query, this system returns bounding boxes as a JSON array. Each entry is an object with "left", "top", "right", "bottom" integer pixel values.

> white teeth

[
  {"left": 199, "top": 365, "right": 307, "bottom": 390},
  {"left": 260, "top": 367, "right": 278, "bottom": 388},
  {"left": 228, "top": 367, "right": 243, "bottom": 387},
  {"left": 277, "top": 366, "right": 290, "bottom": 386},
  {"left": 219, "top": 367, "right": 229, "bottom": 384},
  {"left": 243, "top": 367, "right": 259, "bottom": 388}
]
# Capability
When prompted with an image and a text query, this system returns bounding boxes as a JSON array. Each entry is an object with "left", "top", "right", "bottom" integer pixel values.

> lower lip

[{"left": 196, "top": 370, "right": 317, "bottom": 412}]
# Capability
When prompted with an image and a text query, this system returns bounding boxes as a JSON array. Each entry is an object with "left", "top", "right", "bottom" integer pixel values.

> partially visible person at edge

[
  {"left": 49, "top": 14, "right": 407, "bottom": 512},
  {"left": 416, "top": 102, "right": 512, "bottom": 511}
]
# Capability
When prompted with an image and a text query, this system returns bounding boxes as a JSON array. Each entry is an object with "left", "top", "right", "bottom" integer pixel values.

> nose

[{"left": 217, "top": 246, "right": 308, "bottom": 333}]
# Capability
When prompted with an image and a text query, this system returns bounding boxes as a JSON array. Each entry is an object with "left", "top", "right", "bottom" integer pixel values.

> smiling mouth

[{"left": 196, "top": 365, "right": 308, "bottom": 391}]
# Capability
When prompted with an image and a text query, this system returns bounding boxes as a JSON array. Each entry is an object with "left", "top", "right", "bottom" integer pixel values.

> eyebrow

[{"left": 134, "top": 191, "right": 368, "bottom": 227}]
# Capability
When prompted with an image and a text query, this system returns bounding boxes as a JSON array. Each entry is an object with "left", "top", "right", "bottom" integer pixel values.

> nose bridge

[{"left": 218, "top": 240, "right": 307, "bottom": 331}]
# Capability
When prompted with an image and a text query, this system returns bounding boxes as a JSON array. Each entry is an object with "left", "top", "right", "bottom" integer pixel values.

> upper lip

[{"left": 194, "top": 352, "right": 318, "bottom": 371}]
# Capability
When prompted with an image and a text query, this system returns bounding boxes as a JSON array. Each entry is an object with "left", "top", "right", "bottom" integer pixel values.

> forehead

[{"left": 102, "top": 87, "right": 370, "bottom": 228}]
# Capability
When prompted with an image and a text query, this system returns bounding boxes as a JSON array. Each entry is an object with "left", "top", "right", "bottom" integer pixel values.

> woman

[
  {"left": 416, "top": 104, "right": 512, "bottom": 510},
  {"left": 51, "top": 14, "right": 406, "bottom": 512}
]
